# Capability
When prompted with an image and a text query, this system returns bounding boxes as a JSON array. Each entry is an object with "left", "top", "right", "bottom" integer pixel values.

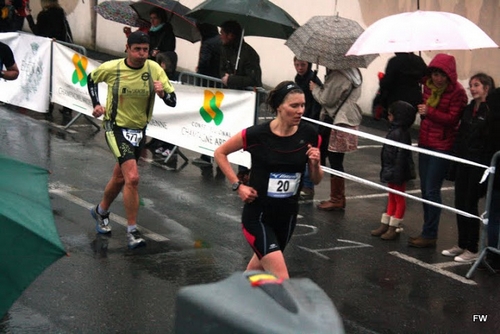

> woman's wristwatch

[{"left": 232, "top": 181, "right": 242, "bottom": 191}]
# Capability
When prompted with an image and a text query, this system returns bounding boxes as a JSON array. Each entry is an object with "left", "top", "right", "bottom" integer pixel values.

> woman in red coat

[{"left": 408, "top": 53, "right": 467, "bottom": 248}]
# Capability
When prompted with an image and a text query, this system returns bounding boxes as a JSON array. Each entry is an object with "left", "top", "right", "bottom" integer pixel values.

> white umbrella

[{"left": 346, "top": 10, "right": 498, "bottom": 56}]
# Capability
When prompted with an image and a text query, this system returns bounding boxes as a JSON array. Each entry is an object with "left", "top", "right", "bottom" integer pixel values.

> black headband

[{"left": 271, "top": 83, "right": 302, "bottom": 109}]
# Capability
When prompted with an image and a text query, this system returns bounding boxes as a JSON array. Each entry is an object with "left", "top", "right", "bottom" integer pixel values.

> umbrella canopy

[
  {"left": 285, "top": 15, "right": 377, "bottom": 70},
  {"left": 187, "top": 0, "right": 300, "bottom": 40},
  {"left": 94, "top": 1, "right": 150, "bottom": 28},
  {"left": 346, "top": 10, "right": 499, "bottom": 56},
  {"left": 130, "top": 0, "right": 201, "bottom": 43},
  {"left": 0, "top": 154, "right": 66, "bottom": 318}
]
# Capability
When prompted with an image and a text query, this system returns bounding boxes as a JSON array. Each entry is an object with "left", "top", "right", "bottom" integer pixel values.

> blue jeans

[
  {"left": 303, "top": 164, "right": 314, "bottom": 190},
  {"left": 419, "top": 149, "right": 450, "bottom": 239}
]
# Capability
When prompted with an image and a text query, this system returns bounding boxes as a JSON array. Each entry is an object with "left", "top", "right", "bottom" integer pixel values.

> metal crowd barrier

[{"left": 467, "top": 150, "right": 500, "bottom": 278}]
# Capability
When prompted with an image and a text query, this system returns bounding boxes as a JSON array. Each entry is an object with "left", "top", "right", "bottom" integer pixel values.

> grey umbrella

[{"left": 286, "top": 15, "right": 377, "bottom": 70}]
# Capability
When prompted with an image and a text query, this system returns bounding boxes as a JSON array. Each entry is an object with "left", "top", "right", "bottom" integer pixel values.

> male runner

[{"left": 87, "top": 31, "right": 176, "bottom": 248}]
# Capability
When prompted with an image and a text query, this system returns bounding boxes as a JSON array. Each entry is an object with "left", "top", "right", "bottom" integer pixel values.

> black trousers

[{"left": 454, "top": 164, "right": 486, "bottom": 253}]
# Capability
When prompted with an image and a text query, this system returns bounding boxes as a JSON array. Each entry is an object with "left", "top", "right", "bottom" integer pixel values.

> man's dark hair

[{"left": 220, "top": 20, "right": 242, "bottom": 38}]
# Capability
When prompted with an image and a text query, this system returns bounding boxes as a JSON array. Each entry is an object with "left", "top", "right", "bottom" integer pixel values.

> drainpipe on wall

[{"left": 90, "top": 0, "right": 97, "bottom": 50}]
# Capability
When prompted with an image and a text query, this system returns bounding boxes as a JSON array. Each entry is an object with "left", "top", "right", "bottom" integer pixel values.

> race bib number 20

[{"left": 267, "top": 172, "right": 301, "bottom": 198}]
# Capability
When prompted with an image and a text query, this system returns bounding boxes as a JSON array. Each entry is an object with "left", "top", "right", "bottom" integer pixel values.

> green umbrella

[
  {"left": 0, "top": 154, "right": 66, "bottom": 318},
  {"left": 187, "top": 0, "right": 300, "bottom": 40},
  {"left": 187, "top": 0, "right": 299, "bottom": 70}
]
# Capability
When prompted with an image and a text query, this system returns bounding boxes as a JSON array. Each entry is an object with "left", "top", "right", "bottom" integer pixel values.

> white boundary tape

[{"left": 304, "top": 116, "right": 487, "bottom": 222}]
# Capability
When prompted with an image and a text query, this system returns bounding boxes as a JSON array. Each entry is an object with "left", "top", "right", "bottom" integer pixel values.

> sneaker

[
  {"left": 90, "top": 206, "right": 111, "bottom": 234},
  {"left": 127, "top": 229, "right": 146, "bottom": 249},
  {"left": 155, "top": 147, "right": 165, "bottom": 154},
  {"left": 454, "top": 250, "right": 478, "bottom": 263},
  {"left": 162, "top": 149, "right": 173, "bottom": 157},
  {"left": 441, "top": 246, "right": 464, "bottom": 257}
]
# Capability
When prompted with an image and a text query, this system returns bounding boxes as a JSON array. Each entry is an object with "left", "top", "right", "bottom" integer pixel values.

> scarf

[
  {"left": 425, "top": 78, "right": 447, "bottom": 108},
  {"left": 149, "top": 23, "right": 164, "bottom": 32}
]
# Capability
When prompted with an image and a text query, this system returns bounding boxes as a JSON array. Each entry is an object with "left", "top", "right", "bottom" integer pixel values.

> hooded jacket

[
  {"left": 418, "top": 53, "right": 467, "bottom": 151},
  {"left": 380, "top": 101, "right": 416, "bottom": 184}
]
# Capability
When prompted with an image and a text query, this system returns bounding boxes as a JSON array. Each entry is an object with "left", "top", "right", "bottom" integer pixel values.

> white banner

[
  {"left": 0, "top": 32, "right": 51, "bottom": 112},
  {"left": 147, "top": 85, "right": 254, "bottom": 167},
  {"left": 51, "top": 42, "right": 106, "bottom": 116}
]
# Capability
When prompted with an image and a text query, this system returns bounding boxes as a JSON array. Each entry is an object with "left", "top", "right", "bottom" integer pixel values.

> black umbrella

[{"left": 130, "top": 0, "right": 201, "bottom": 43}]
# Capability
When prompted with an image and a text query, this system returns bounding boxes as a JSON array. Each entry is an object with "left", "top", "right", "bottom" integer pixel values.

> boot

[
  {"left": 381, "top": 217, "right": 403, "bottom": 240},
  {"left": 371, "top": 213, "right": 390, "bottom": 236},
  {"left": 317, "top": 176, "right": 345, "bottom": 211}
]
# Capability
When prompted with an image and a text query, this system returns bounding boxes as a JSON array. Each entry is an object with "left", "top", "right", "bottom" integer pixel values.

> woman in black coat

[
  {"left": 441, "top": 73, "right": 496, "bottom": 263},
  {"left": 26, "top": 0, "right": 72, "bottom": 42}
]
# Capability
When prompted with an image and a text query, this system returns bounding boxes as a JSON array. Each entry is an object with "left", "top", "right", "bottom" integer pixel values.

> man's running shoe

[
  {"left": 127, "top": 229, "right": 146, "bottom": 249},
  {"left": 90, "top": 205, "right": 111, "bottom": 234}
]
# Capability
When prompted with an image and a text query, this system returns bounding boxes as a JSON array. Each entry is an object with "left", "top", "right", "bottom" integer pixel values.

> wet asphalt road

[{"left": 0, "top": 104, "right": 498, "bottom": 334}]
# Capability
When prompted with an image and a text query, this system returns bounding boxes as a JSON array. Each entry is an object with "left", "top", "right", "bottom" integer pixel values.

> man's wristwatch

[{"left": 232, "top": 181, "right": 242, "bottom": 191}]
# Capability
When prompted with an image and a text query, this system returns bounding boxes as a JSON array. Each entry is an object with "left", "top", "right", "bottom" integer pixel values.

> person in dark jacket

[
  {"left": 293, "top": 57, "right": 322, "bottom": 200},
  {"left": 441, "top": 73, "right": 495, "bottom": 262},
  {"left": 192, "top": 23, "right": 222, "bottom": 167},
  {"left": 371, "top": 101, "right": 416, "bottom": 240},
  {"left": 219, "top": 20, "right": 262, "bottom": 183},
  {"left": 408, "top": 53, "right": 468, "bottom": 248},
  {"left": 196, "top": 22, "right": 221, "bottom": 79},
  {"left": 378, "top": 52, "right": 427, "bottom": 114},
  {"left": 219, "top": 20, "right": 262, "bottom": 89},
  {"left": 26, "top": 0, "right": 73, "bottom": 120},
  {"left": 26, "top": 0, "right": 72, "bottom": 42},
  {"left": 148, "top": 7, "right": 175, "bottom": 60}
]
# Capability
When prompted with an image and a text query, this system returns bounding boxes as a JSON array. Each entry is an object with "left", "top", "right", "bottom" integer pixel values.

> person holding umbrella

[
  {"left": 219, "top": 20, "right": 262, "bottom": 183},
  {"left": 214, "top": 81, "right": 323, "bottom": 279},
  {"left": 310, "top": 67, "right": 363, "bottom": 211},
  {"left": 408, "top": 53, "right": 467, "bottom": 248},
  {"left": 219, "top": 20, "right": 261, "bottom": 89}
]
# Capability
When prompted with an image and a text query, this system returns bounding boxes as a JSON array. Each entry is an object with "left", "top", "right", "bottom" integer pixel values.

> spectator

[
  {"left": 441, "top": 73, "right": 495, "bottom": 262},
  {"left": 376, "top": 52, "right": 427, "bottom": 119},
  {"left": 0, "top": 41, "right": 19, "bottom": 80},
  {"left": 131, "top": 7, "right": 176, "bottom": 156},
  {"left": 26, "top": 0, "right": 72, "bottom": 42},
  {"left": 26, "top": 0, "right": 73, "bottom": 120},
  {"left": 310, "top": 68, "right": 363, "bottom": 211},
  {"left": 219, "top": 20, "right": 261, "bottom": 90},
  {"left": 219, "top": 20, "right": 262, "bottom": 184},
  {"left": 408, "top": 53, "right": 468, "bottom": 248},
  {"left": 11, "top": 0, "right": 27, "bottom": 31},
  {"left": 0, "top": 0, "right": 13, "bottom": 32},
  {"left": 146, "top": 7, "right": 175, "bottom": 60},
  {"left": 192, "top": 22, "right": 222, "bottom": 168},
  {"left": 214, "top": 81, "right": 323, "bottom": 278},
  {"left": 371, "top": 101, "right": 416, "bottom": 240},
  {"left": 294, "top": 57, "right": 322, "bottom": 200}
]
